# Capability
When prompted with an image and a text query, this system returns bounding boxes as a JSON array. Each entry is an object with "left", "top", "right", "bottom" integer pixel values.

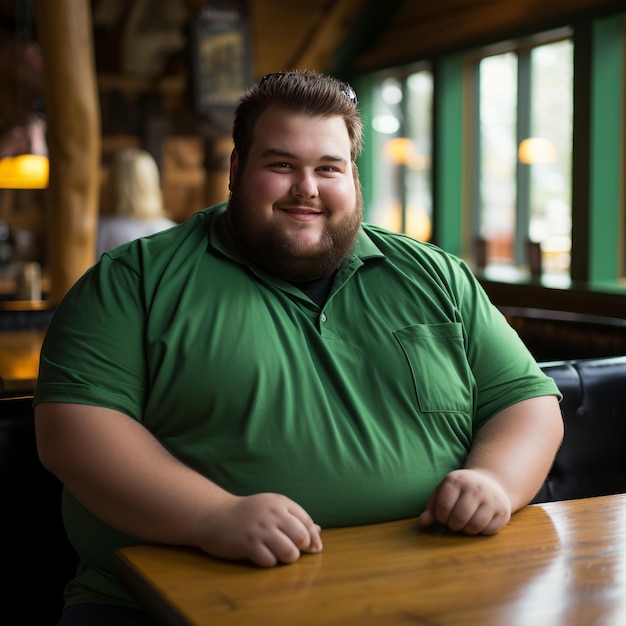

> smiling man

[
  {"left": 227, "top": 76, "right": 363, "bottom": 284},
  {"left": 34, "top": 70, "right": 563, "bottom": 626}
]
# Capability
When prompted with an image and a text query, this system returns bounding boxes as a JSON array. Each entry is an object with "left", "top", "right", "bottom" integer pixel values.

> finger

[
  {"left": 433, "top": 481, "right": 464, "bottom": 527},
  {"left": 286, "top": 500, "right": 317, "bottom": 529},
  {"left": 452, "top": 502, "right": 493, "bottom": 535},
  {"left": 302, "top": 523, "right": 323, "bottom": 554},
  {"left": 248, "top": 542, "right": 280, "bottom": 568},
  {"left": 480, "top": 513, "right": 509, "bottom": 535},
  {"left": 445, "top": 497, "right": 478, "bottom": 532},
  {"left": 418, "top": 509, "right": 436, "bottom": 526},
  {"left": 282, "top": 522, "right": 317, "bottom": 554},
  {"left": 263, "top": 530, "right": 303, "bottom": 564},
  {"left": 284, "top": 503, "right": 323, "bottom": 551},
  {"left": 469, "top": 507, "right": 510, "bottom": 535},
  {"left": 447, "top": 491, "right": 510, "bottom": 534},
  {"left": 446, "top": 483, "right": 501, "bottom": 532}
]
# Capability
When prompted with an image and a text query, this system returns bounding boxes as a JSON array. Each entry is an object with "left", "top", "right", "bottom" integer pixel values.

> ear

[{"left": 228, "top": 149, "right": 239, "bottom": 191}]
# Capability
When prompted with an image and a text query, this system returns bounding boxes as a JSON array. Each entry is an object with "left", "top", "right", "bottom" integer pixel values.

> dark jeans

[{"left": 57, "top": 604, "right": 157, "bottom": 626}]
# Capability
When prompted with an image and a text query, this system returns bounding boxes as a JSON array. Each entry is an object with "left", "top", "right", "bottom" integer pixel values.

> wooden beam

[
  {"left": 36, "top": 0, "right": 100, "bottom": 305},
  {"left": 353, "top": 0, "right": 624, "bottom": 70},
  {"left": 288, "top": 0, "right": 367, "bottom": 72}
]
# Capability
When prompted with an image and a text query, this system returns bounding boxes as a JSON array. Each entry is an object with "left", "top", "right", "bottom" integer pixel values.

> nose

[{"left": 291, "top": 170, "right": 319, "bottom": 198}]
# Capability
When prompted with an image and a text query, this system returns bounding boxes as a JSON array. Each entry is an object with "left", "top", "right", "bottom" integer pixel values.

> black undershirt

[{"left": 292, "top": 273, "right": 336, "bottom": 307}]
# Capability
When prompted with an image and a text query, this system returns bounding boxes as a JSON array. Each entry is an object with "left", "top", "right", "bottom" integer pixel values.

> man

[{"left": 34, "top": 70, "right": 563, "bottom": 625}]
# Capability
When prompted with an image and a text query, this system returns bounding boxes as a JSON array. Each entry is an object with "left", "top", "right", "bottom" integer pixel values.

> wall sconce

[{"left": 518, "top": 137, "right": 557, "bottom": 164}]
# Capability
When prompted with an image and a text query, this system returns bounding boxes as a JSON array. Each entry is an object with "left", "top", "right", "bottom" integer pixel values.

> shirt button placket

[{"left": 319, "top": 311, "right": 328, "bottom": 335}]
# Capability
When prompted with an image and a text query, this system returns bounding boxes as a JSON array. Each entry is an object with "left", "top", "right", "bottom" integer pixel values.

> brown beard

[{"left": 227, "top": 177, "right": 364, "bottom": 283}]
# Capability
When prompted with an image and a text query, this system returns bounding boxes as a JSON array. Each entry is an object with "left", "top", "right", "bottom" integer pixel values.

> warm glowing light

[
  {"left": 0, "top": 154, "right": 49, "bottom": 189},
  {"left": 384, "top": 137, "right": 429, "bottom": 169},
  {"left": 377, "top": 199, "right": 432, "bottom": 241},
  {"left": 518, "top": 137, "right": 558, "bottom": 164}
]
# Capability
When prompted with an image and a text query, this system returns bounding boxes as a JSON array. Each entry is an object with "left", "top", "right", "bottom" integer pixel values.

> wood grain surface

[{"left": 116, "top": 493, "right": 626, "bottom": 626}]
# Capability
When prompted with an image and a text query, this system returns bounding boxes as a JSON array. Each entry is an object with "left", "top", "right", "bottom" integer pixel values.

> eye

[
  {"left": 317, "top": 164, "right": 342, "bottom": 174},
  {"left": 271, "top": 161, "right": 293, "bottom": 170}
]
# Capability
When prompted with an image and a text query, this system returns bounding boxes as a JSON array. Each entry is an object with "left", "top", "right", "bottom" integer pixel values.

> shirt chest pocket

[{"left": 393, "top": 323, "right": 472, "bottom": 413}]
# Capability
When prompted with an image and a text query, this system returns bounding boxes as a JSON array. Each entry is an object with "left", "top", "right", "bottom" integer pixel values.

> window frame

[
  {"left": 358, "top": 63, "right": 433, "bottom": 239},
  {"left": 467, "top": 28, "right": 574, "bottom": 278},
  {"left": 358, "top": 10, "right": 626, "bottom": 294}
]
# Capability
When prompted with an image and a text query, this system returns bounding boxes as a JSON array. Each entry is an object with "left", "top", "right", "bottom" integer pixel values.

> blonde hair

[{"left": 102, "top": 148, "right": 166, "bottom": 219}]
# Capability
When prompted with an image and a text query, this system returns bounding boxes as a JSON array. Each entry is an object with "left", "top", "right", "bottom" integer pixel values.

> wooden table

[
  {"left": 115, "top": 493, "right": 626, "bottom": 626},
  {"left": 0, "top": 328, "right": 45, "bottom": 395}
]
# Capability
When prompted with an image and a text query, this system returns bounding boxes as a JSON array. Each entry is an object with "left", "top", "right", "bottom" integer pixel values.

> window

[
  {"left": 359, "top": 13, "right": 625, "bottom": 292},
  {"left": 473, "top": 33, "right": 574, "bottom": 281},
  {"left": 366, "top": 68, "right": 433, "bottom": 241}
]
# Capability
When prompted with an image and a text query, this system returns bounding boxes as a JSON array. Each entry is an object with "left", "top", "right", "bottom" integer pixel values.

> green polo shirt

[{"left": 35, "top": 202, "right": 560, "bottom": 609}]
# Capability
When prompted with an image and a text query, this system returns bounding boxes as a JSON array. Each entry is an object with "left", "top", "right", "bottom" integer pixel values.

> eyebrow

[{"left": 260, "top": 148, "right": 348, "bottom": 166}]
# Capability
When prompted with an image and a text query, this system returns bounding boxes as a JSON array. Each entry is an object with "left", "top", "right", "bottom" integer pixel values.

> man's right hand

[
  {"left": 201, "top": 492, "right": 323, "bottom": 567},
  {"left": 35, "top": 403, "right": 322, "bottom": 568}
]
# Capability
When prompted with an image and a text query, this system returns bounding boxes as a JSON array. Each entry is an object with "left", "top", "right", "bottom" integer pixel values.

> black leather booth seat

[
  {"left": 0, "top": 305, "right": 55, "bottom": 330},
  {"left": 0, "top": 395, "right": 78, "bottom": 623},
  {"left": 534, "top": 356, "right": 626, "bottom": 503},
  {"left": 500, "top": 306, "right": 626, "bottom": 361}
]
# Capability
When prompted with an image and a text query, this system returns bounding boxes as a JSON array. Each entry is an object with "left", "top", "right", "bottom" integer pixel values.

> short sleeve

[
  {"left": 449, "top": 258, "right": 562, "bottom": 429},
  {"left": 34, "top": 253, "right": 148, "bottom": 419}
]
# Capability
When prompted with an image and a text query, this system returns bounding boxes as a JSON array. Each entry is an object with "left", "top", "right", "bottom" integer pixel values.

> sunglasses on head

[{"left": 259, "top": 72, "right": 358, "bottom": 106}]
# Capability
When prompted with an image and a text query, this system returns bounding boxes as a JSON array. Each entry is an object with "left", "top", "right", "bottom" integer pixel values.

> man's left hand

[{"left": 418, "top": 469, "right": 512, "bottom": 535}]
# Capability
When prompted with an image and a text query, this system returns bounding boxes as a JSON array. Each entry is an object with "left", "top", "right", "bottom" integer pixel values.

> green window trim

[
  {"left": 589, "top": 13, "right": 625, "bottom": 283},
  {"left": 354, "top": 75, "right": 376, "bottom": 216},
  {"left": 433, "top": 55, "right": 465, "bottom": 256},
  {"left": 358, "top": 11, "right": 625, "bottom": 293}
]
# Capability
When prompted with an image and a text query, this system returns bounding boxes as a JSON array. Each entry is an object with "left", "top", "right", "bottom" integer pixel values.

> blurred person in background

[{"left": 97, "top": 148, "right": 176, "bottom": 259}]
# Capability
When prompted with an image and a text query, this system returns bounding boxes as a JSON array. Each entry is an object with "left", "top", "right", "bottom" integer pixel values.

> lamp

[
  {"left": 0, "top": 131, "right": 49, "bottom": 187},
  {"left": 0, "top": 0, "right": 48, "bottom": 189},
  {"left": 0, "top": 154, "right": 48, "bottom": 189},
  {"left": 0, "top": 114, "right": 48, "bottom": 189},
  {"left": 518, "top": 137, "right": 557, "bottom": 164}
]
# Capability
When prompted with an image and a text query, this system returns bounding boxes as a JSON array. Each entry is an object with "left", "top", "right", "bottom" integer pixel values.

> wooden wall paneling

[{"left": 161, "top": 135, "right": 208, "bottom": 223}]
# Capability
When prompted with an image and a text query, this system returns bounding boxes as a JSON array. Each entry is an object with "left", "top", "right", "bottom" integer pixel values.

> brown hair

[{"left": 232, "top": 70, "right": 363, "bottom": 171}]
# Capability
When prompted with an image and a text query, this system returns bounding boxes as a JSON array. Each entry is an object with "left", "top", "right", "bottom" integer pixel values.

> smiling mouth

[{"left": 278, "top": 206, "right": 324, "bottom": 221}]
